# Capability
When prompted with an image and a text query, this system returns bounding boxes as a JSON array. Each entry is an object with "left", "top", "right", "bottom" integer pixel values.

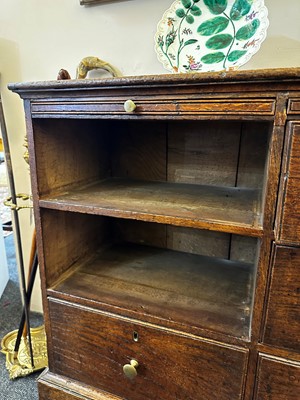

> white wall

[{"left": 0, "top": 0, "right": 299, "bottom": 312}]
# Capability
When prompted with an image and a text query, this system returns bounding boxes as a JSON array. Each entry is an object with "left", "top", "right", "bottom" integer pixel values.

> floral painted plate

[{"left": 155, "top": 0, "right": 269, "bottom": 73}]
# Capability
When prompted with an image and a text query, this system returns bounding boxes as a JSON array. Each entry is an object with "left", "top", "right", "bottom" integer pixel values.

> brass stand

[
  {"left": 0, "top": 94, "right": 48, "bottom": 378},
  {"left": 1, "top": 326, "right": 48, "bottom": 379}
]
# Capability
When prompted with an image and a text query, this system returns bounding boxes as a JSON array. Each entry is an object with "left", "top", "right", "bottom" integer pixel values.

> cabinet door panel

[
  {"left": 254, "top": 355, "right": 300, "bottom": 400},
  {"left": 278, "top": 122, "right": 300, "bottom": 243},
  {"left": 263, "top": 245, "right": 300, "bottom": 352},
  {"left": 48, "top": 299, "right": 248, "bottom": 400}
]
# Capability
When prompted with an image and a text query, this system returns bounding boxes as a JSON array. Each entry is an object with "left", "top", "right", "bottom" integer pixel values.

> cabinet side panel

[
  {"left": 33, "top": 119, "right": 110, "bottom": 196},
  {"left": 279, "top": 123, "right": 300, "bottom": 243},
  {"left": 41, "top": 210, "right": 109, "bottom": 287}
]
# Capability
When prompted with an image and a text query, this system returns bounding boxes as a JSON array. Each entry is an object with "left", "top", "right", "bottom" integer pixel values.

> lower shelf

[{"left": 49, "top": 243, "right": 253, "bottom": 338}]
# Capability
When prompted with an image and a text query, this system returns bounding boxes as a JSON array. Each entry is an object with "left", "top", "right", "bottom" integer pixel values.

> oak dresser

[{"left": 9, "top": 68, "right": 300, "bottom": 399}]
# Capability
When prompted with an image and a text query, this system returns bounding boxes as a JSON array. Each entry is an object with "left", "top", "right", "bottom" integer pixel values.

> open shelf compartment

[
  {"left": 43, "top": 210, "right": 259, "bottom": 339},
  {"left": 33, "top": 118, "right": 271, "bottom": 236}
]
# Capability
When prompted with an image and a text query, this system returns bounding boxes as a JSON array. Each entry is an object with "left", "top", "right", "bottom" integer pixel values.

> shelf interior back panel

[{"left": 48, "top": 242, "right": 253, "bottom": 339}]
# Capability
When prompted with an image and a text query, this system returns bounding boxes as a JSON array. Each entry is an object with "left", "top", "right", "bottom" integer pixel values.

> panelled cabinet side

[
  {"left": 23, "top": 98, "right": 56, "bottom": 370},
  {"left": 276, "top": 122, "right": 300, "bottom": 244},
  {"left": 8, "top": 68, "right": 300, "bottom": 400}
]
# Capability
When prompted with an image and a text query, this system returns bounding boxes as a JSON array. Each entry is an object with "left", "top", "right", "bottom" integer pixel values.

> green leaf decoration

[
  {"left": 191, "top": 5, "right": 202, "bottom": 16},
  {"left": 186, "top": 14, "right": 195, "bottom": 24},
  {"left": 176, "top": 8, "right": 186, "bottom": 18},
  {"left": 184, "top": 39, "right": 198, "bottom": 47},
  {"left": 236, "top": 19, "right": 260, "bottom": 40},
  {"left": 197, "top": 16, "right": 229, "bottom": 36},
  {"left": 227, "top": 50, "right": 247, "bottom": 61},
  {"left": 230, "top": 0, "right": 252, "bottom": 20},
  {"left": 203, "top": 0, "right": 228, "bottom": 15},
  {"left": 205, "top": 34, "right": 233, "bottom": 50},
  {"left": 194, "top": 0, "right": 201, "bottom": 2},
  {"left": 201, "top": 52, "right": 225, "bottom": 64},
  {"left": 181, "top": 0, "right": 192, "bottom": 8}
]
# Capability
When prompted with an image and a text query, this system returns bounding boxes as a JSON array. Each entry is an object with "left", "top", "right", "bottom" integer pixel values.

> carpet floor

[{"left": 0, "top": 233, "right": 44, "bottom": 400}]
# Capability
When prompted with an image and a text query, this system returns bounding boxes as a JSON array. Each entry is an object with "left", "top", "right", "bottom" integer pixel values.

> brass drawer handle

[
  {"left": 123, "top": 359, "right": 139, "bottom": 379},
  {"left": 124, "top": 99, "right": 137, "bottom": 113}
]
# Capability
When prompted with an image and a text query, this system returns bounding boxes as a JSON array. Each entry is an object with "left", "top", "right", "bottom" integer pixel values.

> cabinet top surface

[{"left": 8, "top": 67, "right": 300, "bottom": 96}]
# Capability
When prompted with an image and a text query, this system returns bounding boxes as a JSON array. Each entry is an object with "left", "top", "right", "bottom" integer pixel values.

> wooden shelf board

[
  {"left": 48, "top": 243, "right": 253, "bottom": 338},
  {"left": 40, "top": 179, "right": 263, "bottom": 237}
]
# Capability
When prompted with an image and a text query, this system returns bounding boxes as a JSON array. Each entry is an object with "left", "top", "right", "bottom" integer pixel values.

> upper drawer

[
  {"left": 277, "top": 122, "right": 300, "bottom": 243},
  {"left": 30, "top": 97, "right": 276, "bottom": 118},
  {"left": 262, "top": 245, "right": 300, "bottom": 353},
  {"left": 48, "top": 299, "right": 248, "bottom": 400}
]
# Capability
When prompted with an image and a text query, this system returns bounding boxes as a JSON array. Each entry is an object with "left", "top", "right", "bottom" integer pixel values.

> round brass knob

[
  {"left": 124, "top": 99, "right": 137, "bottom": 113},
  {"left": 123, "top": 359, "right": 139, "bottom": 380}
]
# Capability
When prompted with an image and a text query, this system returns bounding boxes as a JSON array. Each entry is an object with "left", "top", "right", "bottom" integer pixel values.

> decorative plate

[{"left": 155, "top": 0, "right": 269, "bottom": 73}]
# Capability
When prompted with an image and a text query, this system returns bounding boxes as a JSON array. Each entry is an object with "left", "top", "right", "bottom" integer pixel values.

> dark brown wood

[
  {"left": 262, "top": 245, "right": 300, "bottom": 353},
  {"left": 48, "top": 299, "right": 248, "bottom": 400},
  {"left": 277, "top": 122, "right": 300, "bottom": 244},
  {"left": 257, "top": 343, "right": 300, "bottom": 363},
  {"left": 39, "top": 178, "right": 263, "bottom": 237},
  {"left": 38, "top": 371, "right": 122, "bottom": 400},
  {"left": 8, "top": 67, "right": 300, "bottom": 93},
  {"left": 48, "top": 242, "right": 253, "bottom": 339},
  {"left": 288, "top": 99, "right": 300, "bottom": 114},
  {"left": 253, "top": 355, "right": 300, "bottom": 399},
  {"left": 40, "top": 209, "right": 106, "bottom": 287},
  {"left": 29, "top": 98, "right": 276, "bottom": 118},
  {"left": 8, "top": 68, "right": 300, "bottom": 400}
]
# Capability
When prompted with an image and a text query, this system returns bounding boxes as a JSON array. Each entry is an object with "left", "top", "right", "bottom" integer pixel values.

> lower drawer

[
  {"left": 48, "top": 299, "right": 248, "bottom": 400},
  {"left": 262, "top": 245, "right": 300, "bottom": 352},
  {"left": 254, "top": 354, "right": 300, "bottom": 399}
]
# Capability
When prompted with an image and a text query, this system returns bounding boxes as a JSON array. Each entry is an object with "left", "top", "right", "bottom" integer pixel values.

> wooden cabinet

[{"left": 9, "top": 68, "right": 300, "bottom": 400}]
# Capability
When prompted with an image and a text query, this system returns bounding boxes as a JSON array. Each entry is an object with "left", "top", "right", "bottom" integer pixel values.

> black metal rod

[
  {"left": 0, "top": 97, "right": 34, "bottom": 368},
  {"left": 14, "top": 251, "right": 38, "bottom": 354}
]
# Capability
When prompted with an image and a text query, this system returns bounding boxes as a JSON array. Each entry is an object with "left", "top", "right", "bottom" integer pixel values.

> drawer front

[
  {"left": 30, "top": 97, "right": 275, "bottom": 118},
  {"left": 288, "top": 99, "right": 300, "bottom": 114},
  {"left": 278, "top": 122, "right": 300, "bottom": 243},
  {"left": 48, "top": 299, "right": 248, "bottom": 400},
  {"left": 262, "top": 245, "right": 300, "bottom": 352},
  {"left": 254, "top": 354, "right": 300, "bottom": 399}
]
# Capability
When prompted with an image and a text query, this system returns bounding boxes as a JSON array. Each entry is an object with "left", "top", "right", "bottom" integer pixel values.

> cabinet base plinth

[{"left": 38, "top": 370, "right": 122, "bottom": 400}]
